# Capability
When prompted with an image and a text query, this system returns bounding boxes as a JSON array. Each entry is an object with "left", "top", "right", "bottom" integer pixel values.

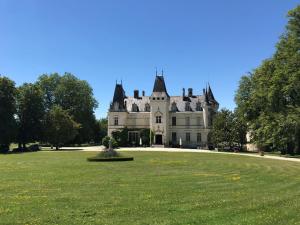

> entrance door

[{"left": 155, "top": 135, "right": 163, "bottom": 145}]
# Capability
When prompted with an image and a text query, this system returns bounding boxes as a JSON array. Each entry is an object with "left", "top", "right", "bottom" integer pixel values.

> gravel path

[{"left": 44, "top": 146, "right": 300, "bottom": 163}]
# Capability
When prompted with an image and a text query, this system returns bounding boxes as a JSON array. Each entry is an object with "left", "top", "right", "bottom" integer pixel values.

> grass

[{"left": 0, "top": 151, "right": 300, "bottom": 225}]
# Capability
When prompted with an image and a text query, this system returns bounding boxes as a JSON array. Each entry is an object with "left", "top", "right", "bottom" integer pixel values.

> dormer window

[
  {"left": 132, "top": 103, "right": 139, "bottom": 112},
  {"left": 196, "top": 102, "right": 203, "bottom": 111},
  {"left": 171, "top": 102, "right": 178, "bottom": 112},
  {"left": 185, "top": 102, "right": 192, "bottom": 111},
  {"left": 145, "top": 103, "right": 150, "bottom": 112}
]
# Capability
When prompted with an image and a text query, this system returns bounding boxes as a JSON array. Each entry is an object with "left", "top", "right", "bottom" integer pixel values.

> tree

[
  {"left": 0, "top": 76, "right": 17, "bottom": 152},
  {"left": 36, "top": 73, "right": 61, "bottom": 111},
  {"left": 37, "top": 73, "right": 98, "bottom": 144},
  {"left": 92, "top": 118, "right": 108, "bottom": 144},
  {"left": 232, "top": 111, "right": 247, "bottom": 150},
  {"left": 210, "top": 109, "right": 235, "bottom": 149},
  {"left": 16, "top": 83, "right": 44, "bottom": 148},
  {"left": 235, "top": 5, "right": 300, "bottom": 154},
  {"left": 44, "top": 106, "right": 80, "bottom": 150},
  {"left": 210, "top": 109, "right": 247, "bottom": 150}
]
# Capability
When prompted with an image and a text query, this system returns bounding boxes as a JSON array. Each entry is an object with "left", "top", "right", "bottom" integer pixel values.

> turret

[
  {"left": 150, "top": 74, "right": 170, "bottom": 146},
  {"left": 110, "top": 83, "right": 127, "bottom": 112}
]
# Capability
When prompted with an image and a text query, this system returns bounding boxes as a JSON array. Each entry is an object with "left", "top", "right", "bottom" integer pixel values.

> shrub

[
  {"left": 28, "top": 144, "right": 40, "bottom": 151},
  {"left": 0, "top": 144, "right": 9, "bottom": 154},
  {"left": 102, "top": 136, "right": 118, "bottom": 148}
]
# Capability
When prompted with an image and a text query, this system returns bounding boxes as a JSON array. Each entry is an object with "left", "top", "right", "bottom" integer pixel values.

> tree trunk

[{"left": 56, "top": 145, "right": 59, "bottom": 150}]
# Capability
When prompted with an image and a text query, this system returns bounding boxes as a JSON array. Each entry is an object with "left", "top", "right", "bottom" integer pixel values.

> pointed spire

[
  {"left": 155, "top": 67, "right": 158, "bottom": 76},
  {"left": 207, "top": 83, "right": 216, "bottom": 101},
  {"left": 205, "top": 89, "right": 209, "bottom": 104}
]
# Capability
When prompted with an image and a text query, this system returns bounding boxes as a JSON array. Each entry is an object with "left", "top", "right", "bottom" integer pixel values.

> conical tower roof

[{"left": 153, "top": 75, "right": 168, "bottom": 93}]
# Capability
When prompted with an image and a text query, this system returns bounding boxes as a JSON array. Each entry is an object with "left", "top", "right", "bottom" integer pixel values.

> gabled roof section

[{"left": 152, "top": 75, "right": 169, "bottom": 96}]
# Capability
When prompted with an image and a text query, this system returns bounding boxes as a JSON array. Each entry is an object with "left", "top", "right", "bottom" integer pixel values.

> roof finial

[
  {"left": 161, "top": 69, "right": 164, "bottom": 76},
  {"left": 155, "top": 67, "right": 158, "bottom": 76}
]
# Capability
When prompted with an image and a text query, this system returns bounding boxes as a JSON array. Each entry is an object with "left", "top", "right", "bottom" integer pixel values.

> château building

[{"left": 108, "top": 74, "right": 219, "bottom": 148}]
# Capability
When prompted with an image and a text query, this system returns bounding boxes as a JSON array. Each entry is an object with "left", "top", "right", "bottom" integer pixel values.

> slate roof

[
  {"left": 125, "top": 96, "right": 151, "bottom": 112},
  {"left": 111, "top": 76, "right": 218, "bottom": 113},
  {"left": 153, "top": 76, "right": 169, "bottom": 95},
  {"left": 124, "top": 95, "right": 206, "bottom": 112},
  {"left": 169, "top": 96, "right": 205, "bottom": 112},
  {"left": 207, "top": 85, "right": 216, "bottom": 102},
  {"left": 111, "top": 83, "right": 126, "bottom": 111}
]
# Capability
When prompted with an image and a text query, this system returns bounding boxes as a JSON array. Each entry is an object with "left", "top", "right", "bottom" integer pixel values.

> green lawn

[{"left": 0, "top": 152, "right": 300, "bottom": 225}]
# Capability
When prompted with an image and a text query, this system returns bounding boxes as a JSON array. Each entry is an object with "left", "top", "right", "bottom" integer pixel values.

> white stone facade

[{"left": 108, "top": 75, "right": 218, "bottom": 148}]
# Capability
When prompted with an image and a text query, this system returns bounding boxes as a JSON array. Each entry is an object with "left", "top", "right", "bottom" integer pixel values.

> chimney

[
  {"left": 182, "top": 88, "right": 185, "bottom": 97},
  {"left": 134, "top": 90, "right": 139, "bottom": 99},
  {"left": 142, "top": 90, "right": 145, "bottom": 97},
  {"left": 188, "top": 88, "right": 193, "bottom": 97}
]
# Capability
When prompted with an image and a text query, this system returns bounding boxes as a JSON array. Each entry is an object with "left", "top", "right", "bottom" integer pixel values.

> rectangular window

[
  {"left": 172, "top": 132, "right": 177, "bottom": 144},
  {"left": 186, "top": 133, "right": 190, "bottom": 143},
  {"left": 185, "top": 117, "right": 190, "bottom": 128},
  {"left": 156, "top": 116, "right": 162, "bottom": 123},
  {"left": 172, "top": 117, "right": 176, "bottom": 126},
  {"left": 128, "top": 131, "right": 139, "bottom": 145},
  {"left": 114, "top": 116, "right": 118, "bottom": 126},
  {"left": 197, "top": 133, "right": 201, "bottom": 143}
]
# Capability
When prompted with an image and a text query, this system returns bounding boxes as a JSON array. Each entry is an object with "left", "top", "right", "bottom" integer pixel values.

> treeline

[
  {"left": 235, "top": 5, "right": 300, "bottom": 154},
  {"left": 208, "top": 109, "right": 247, "bottom": 151},
  {"left": 0, "top": 73, "right": 107, "bottom": 152}
]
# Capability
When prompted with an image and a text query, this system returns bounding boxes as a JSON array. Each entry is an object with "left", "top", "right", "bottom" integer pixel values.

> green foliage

[
  {"left": 16, "top": 83, "right": 44, "bottom": 147},
  {"left": 44, "top": 106, "right": 80, "bottom": 149},
  {"left": 112, "top": 127, "right": 129, "bottom": 147},
  {"left": 93, "top": 118, "right": 107, "bottom": 144},
  {"left": 36, "top": 73, "right": 61, "bottom": 111},
  {"left": 102, "top": 136, "right": 118, "bottom": 148},
  {"left": 140, "top": 128, "right": 153, "bottom": 146},
  {"left": 112, "top": 128, "right": 153, "bottom": 147},
  {"left": 210, "top": 109, "right": 247, "bottom": 150},
  {"left": 235, "top": 5, "right": 300, "bottom": 154},
  {"left": 37, "top": 73, "right": 99, "bottom": 144},
  {"left": 0, "top": 76, "right": 17, "bottom": 151},
  {"left": 95, "top": 149, "right": 120, "bottom": 158}
]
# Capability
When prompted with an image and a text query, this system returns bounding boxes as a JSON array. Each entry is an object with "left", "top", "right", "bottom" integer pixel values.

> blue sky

[{"left": 1, "top": 0, "right": 299, "bottom": 118}]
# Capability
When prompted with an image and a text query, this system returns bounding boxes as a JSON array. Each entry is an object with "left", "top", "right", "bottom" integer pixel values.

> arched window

[
  {"left": 132, "top": 103, "right": 139, "bottom": 112},
  {"left": 196, "top": 102, "right": 203, "bottom": 111},
  {"left": 144, "top": 103, "right": 150, "bottom": 112}
]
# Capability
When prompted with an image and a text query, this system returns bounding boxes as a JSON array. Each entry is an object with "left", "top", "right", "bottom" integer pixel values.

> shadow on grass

[{"left": 42, "top": 148, "right": 84, "bottom": 151}]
